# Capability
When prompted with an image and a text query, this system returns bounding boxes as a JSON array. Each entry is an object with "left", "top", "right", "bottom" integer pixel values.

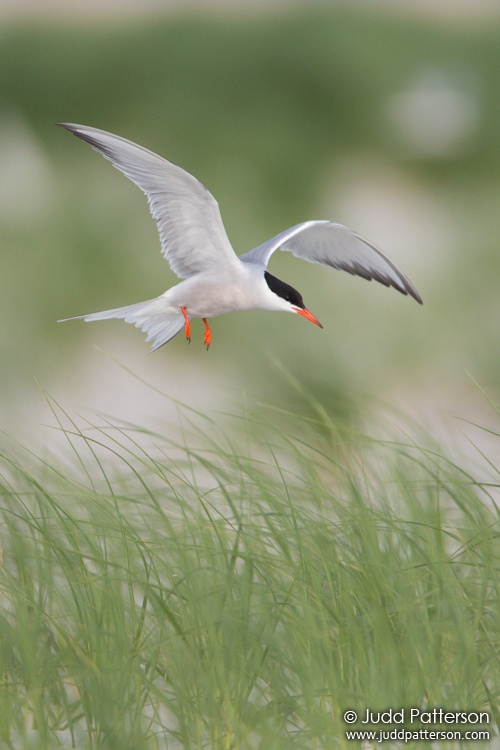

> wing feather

[
  {"left": 58, "top": 123, "right": 239, "bottom": 279},
  {"left": 240, "top": 220, "right": 422, "bottom": 303}
]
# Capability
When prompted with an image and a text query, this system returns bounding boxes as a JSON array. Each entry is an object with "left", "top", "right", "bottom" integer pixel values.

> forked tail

[{"left": 59, "top": 297, "right": 185, "bottom": 351}]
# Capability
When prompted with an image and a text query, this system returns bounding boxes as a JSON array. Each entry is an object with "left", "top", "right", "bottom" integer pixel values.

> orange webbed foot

[
  {"left": 202, "top": 318, "right": 212, "bottom": 350},
  {"left": 180, "top": 306, "right": 191, "bottom": 343}
]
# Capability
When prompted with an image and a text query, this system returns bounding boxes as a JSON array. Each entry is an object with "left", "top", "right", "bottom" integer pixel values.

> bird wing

[
  {"left": 240, "top": 220, "right": 422, "bottom": 303},
  {"left": 58, "top": 123, "right": 239, "bottom": 279}
]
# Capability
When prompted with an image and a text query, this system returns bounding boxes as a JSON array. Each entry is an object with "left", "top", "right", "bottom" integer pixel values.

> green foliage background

[{"left": 0, "top": 6, "right": 499, "bottom": 429}]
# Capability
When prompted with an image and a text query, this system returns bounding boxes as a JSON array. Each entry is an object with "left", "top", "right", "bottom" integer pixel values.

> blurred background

[{"left": 1, "top": 0, "right": 499, "bottom": 454}]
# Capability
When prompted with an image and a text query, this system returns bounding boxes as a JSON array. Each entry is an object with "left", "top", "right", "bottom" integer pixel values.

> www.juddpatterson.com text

[{"left": 345, "top": 728, "right": 490, "bottom": 743}]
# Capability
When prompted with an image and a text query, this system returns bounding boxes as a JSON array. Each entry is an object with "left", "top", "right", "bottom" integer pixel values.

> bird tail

[{"left": 59, "top": 297, "right": 186, "bottom": 351}]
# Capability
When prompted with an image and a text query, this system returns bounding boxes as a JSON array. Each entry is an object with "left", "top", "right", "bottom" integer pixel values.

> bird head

[{"left": 264, "top": 271, "right": 323, "bottom": 328}]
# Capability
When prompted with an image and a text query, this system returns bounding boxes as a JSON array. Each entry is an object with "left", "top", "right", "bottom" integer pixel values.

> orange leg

[
  {"left": 180, "top": 306, "right": 191, "bottom": 343},
  {"left": 202, "top": 318, "right": 212, "bottom": 349}
]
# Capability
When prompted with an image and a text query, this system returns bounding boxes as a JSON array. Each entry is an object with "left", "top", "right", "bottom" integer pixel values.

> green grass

[{"left": 0, "top": 394, "right": 498, "bottom": 748}]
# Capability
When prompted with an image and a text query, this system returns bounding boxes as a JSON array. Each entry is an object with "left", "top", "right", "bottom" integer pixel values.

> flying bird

[{"left": 58, "top": 123, "right": 422, "bottom": 350}]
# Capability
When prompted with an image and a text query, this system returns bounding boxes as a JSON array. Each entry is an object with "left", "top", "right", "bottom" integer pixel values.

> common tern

[{"left": 58, "top": 123, "right": 422, "bottom": 350}]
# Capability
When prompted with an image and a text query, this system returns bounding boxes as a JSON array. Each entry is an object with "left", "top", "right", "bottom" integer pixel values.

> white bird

[{"left": 58, "top": 123, "right": 422, "bottom": 350}]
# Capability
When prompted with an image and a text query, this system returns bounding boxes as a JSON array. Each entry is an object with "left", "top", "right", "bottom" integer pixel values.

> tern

[{"left": 58, "top": 123, "right": 422, "bottom": 350}]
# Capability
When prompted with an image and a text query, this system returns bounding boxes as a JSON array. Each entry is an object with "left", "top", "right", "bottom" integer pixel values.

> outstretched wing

[
  {"left": 58, "top": 123, "right": 239, "bottom": 279},
  {"left": 240, "top": 220, "right": 422, "bottom": 303}
]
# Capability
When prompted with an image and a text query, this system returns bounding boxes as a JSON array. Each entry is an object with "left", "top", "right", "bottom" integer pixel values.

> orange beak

[{"left": 293, "top": 307, "right": 323, "bottom": 328}]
